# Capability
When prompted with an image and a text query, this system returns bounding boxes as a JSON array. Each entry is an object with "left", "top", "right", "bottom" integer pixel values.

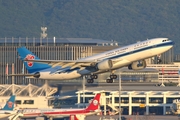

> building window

[
  {"left": 23, "top": 100, "right": 34, "bottom": 104},
  {"left": 149, "top": 98, "right": 163, "bottom": 103},
  {"left": 132, "top": 97, "right": 145, "bottom": 103},
  {"left": 15, "top": 100, "right": 21, "bottom": 104}
]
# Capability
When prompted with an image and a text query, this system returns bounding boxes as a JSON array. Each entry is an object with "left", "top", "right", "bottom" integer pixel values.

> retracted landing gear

[{"left": 87, "top": 74, "right": 98, "bottom": 83}]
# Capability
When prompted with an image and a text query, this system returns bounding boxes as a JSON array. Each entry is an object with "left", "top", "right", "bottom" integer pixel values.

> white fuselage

[
  {"left": 37, "top": 38, "right": 173, "bottom": 80},
  {"left": 19, "top": 108, "right": 95, "bottom": 119}
]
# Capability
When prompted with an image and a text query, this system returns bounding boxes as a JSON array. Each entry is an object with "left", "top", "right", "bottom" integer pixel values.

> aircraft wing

[
  {"left": 24, "top": 59, "right": 97, "bottom": 68},
  {"left": 24, "top": 59, "right": 122, "bottom": 69}
]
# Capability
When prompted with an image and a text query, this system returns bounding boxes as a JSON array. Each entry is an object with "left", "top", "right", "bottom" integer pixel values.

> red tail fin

[
  {"left": 70, "top": 115, "right": 85, "bottom": 120},
  {"left": 85, "top": 93, "right": 101, "bottom": 111},
  {"left": 70, "top": 115, "right": 78, "bottom": 120}
]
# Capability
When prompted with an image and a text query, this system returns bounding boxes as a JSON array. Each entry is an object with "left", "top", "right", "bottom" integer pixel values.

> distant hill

[{"left": 0, "top": 0, "right": 179, "bottom": 53}]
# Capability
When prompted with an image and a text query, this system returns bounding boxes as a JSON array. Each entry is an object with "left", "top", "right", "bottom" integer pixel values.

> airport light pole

[
  {"left": 82, "top": 76, "right": 86, "bottom": 108},
  {"left": 119, "top": 70, "right": 122, "bottom": 120}
]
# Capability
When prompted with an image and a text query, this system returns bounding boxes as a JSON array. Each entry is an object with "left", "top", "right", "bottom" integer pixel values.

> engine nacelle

[
  {"left": 96, "top": 59, "right": 113, "bottom": 70},
  {"left": 128, "top": 60, "right": 146, "bottom": 70}
]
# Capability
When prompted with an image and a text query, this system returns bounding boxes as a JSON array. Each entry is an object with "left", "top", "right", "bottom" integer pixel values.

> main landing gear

[
  {"left": 86, "top": 74, "right": 117, "bottom": 83},
  {"left": 87, "top": 74, "right": 97, "bottom": 83},
  {"left": 106, "top": 74, "right": 117, "bottom": 83}
]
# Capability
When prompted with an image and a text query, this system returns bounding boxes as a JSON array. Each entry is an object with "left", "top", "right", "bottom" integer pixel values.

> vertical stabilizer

[
  {"left": 85, "top": 93, "right": 101, "bottom": 111},
  {"left": 2, "top": 95, "right": 15, "bottom": 111},
  {"left": 17, "top": 47, "right": 51, "bottom": 73}
]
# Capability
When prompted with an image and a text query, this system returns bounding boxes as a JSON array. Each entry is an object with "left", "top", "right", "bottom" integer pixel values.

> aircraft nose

[{"left": 169, "top": 40, "right": 174, "bottom": 46}]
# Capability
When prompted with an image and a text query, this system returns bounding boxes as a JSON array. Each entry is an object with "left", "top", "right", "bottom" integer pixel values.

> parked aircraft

[
  {"left": 10, "top": 38, "right": 173, "bottom": 83},
  {"left": 17, "top": 93, "right": 101, "bottom": 119},
  {"left": 0, "top": 95, "right": 16, "bottom": 119}
]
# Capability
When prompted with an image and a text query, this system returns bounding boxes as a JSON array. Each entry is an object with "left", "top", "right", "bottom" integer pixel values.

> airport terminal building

[{"left": 75, "top": 89, "right": 180, "bottom": 115}]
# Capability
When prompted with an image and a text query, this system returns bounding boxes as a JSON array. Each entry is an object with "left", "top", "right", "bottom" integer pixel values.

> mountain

[{"left": 0, "top": 0, "right": 179, "bottom": 53}]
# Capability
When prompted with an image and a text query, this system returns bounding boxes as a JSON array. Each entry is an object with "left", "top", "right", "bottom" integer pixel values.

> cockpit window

[{"left": 162, "top": 39, "right": 169, "bottom": 42}]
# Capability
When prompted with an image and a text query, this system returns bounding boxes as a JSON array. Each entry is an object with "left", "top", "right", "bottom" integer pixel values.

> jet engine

[
  {"left": 95, "top": 59, "right": 113, "bottom": 70},
  {"left": 128, "top": 60, "right": 146, "bottom": 70}
]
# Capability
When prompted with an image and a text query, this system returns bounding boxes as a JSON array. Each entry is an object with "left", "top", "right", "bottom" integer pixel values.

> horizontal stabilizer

[
  {"left": 4, "top": 112, "right": 11, "bottom": 114},
  {"left": 8, "top": 74, "right": 33, "bottom": 77}
]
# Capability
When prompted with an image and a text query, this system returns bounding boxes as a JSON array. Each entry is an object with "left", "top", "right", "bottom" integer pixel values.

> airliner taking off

[
  {"left": 0, "top": 95, "right": 16, "bottom": 119},
  {"left": 18, "top": 93, "right": 101, "bottom": 119},
  {"left": 11, "top": 38, "right": 174, "bottom": 83}
]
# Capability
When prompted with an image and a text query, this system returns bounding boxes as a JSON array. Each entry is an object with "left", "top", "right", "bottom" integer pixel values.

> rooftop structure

[{"left": 0, "top": 37, "right": 119, "bottom": 46}]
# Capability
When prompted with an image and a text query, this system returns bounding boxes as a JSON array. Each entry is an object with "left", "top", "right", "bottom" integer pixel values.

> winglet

[
  {"left": 85, "top": 93, "right": 101, "bottom": 111},
  {"left": 2, "top": 95, "right": 16, "bottom": 111}
]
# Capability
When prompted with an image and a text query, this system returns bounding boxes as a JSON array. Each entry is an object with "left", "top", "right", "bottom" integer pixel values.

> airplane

[
  {"left": 10, "top": 38, "right": 174, "bottom": 83},
  {"left": 0, "top": 95, "right": 16, "bottom": 119},
  {"left": 18, "top": 93, "right": 101, "bottom": 119}
]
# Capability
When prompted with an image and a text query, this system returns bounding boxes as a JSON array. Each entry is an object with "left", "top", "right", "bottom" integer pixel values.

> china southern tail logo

[
  {"left": 25, "top": 54, "right": 35, "bottom": 67},
  {"left": 7, "top": 101, "right": 14, "bottom": 108}
]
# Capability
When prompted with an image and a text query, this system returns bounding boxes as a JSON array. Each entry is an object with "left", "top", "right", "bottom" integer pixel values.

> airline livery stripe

[{"left": 109, "top": 41, "right": 173, "bottom": 59}]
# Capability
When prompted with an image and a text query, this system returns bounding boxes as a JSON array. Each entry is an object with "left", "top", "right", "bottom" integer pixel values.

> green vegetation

[{"left": 0, "top": 0, "right": 179, "bottom": 53}]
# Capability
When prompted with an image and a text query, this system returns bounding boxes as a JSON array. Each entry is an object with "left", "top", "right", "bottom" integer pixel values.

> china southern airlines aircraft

[
  {"left": 0, "top": 95, "right": 16, "bottom": 119},
  {"left": 12, "top": 38, "right": 173, "bottom": 83},
  {"left": 18, "top": 93, "right": 101, "bottom": 119}
]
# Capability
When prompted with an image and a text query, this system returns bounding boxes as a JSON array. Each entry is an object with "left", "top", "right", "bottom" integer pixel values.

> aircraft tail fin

[
  {"left": 85, "top": 93, "right": 101, "bottom": 111},
  {"left": 2, "top": 95, "right": 16, "bottom": 111},
  {"left": 70, "top": 115, "right": 85, "bottom": 120},
  {"left": 17, "top": 47, "right": 51, "bottom": 73}
]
